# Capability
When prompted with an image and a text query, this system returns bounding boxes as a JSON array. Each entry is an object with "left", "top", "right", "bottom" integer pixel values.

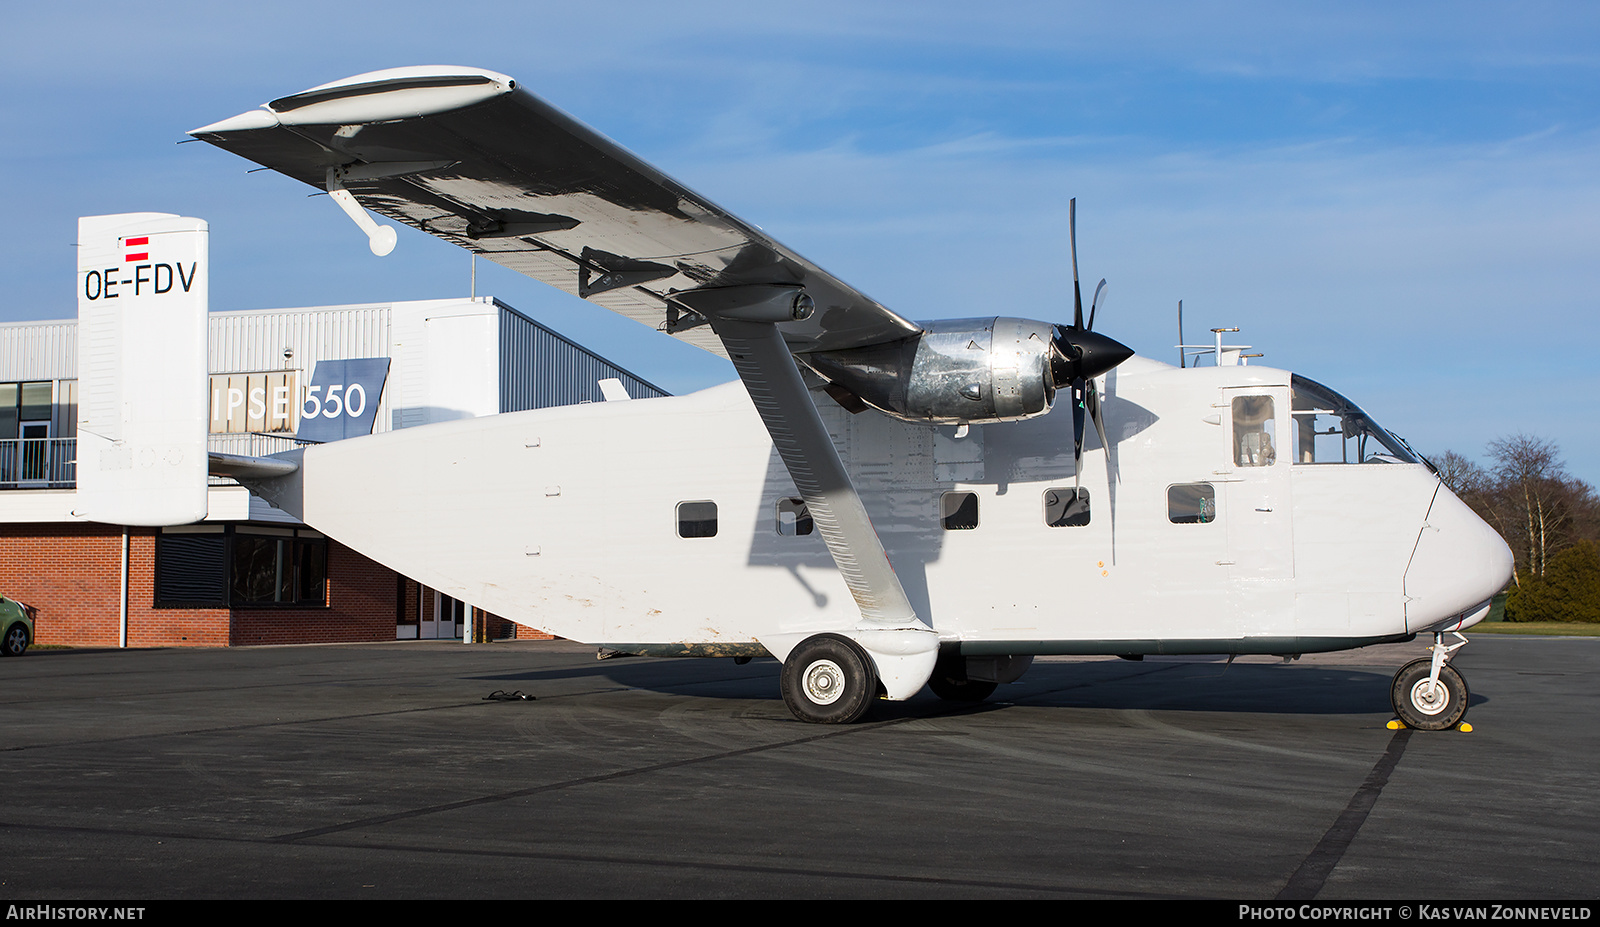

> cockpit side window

[
  {"left": 1290, "top": 375, "right": 1418, "bottom": 465},
  {"left": 1232, "top": 396, "right": 1277, "bottom": 467}
]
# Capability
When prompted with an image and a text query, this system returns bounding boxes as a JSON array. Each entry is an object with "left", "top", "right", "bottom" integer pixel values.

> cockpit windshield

[{"left": 1290, "top": 375, "right": 1418, "bottom": 465}]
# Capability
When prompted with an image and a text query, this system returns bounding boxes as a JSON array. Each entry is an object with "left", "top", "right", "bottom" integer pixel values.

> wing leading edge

[{"left": 190, "top": 66, "right": 922, "bottom": 358}]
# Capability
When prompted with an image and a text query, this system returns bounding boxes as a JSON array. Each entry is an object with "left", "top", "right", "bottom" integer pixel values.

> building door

[
  {"left": 422, "top": 590, "right": 464, "bottom": 640},
  {"left": 19, "top": 422, "right": 49, "bottom": 483}
]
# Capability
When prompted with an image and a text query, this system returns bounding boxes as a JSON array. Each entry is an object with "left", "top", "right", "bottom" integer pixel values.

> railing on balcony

[{"left": 0, "top": 438, "right": 76, "bottom": 489}]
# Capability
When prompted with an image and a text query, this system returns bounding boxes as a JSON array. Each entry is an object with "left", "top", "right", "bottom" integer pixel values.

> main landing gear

[
  {"left": 927, "top": 652, "right": 998, "bottom": 702},
  {"left": 1390, "top": 631, "right": 1471, "bottom": 731},
  {"left": 780, "top": 634, "right": 880, "bottom": 724}
]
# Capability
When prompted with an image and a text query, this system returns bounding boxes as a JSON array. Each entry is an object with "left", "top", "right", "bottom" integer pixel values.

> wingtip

[{"left": 188, "top": 108, "right": 280, "bottom": 137}]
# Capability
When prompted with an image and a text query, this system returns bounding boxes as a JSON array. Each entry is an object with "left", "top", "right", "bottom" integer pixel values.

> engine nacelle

[{"left": 801, "top": 317, "right": 1058, "bottom": 424}]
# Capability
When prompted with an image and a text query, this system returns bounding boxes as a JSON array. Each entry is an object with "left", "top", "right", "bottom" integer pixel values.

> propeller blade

[
  {"left": 1088, "top": 279, "right": 1107, "bottom": 332},
  {"left": 1087, "top": 377, "right": 1110, "bottom": 464},
  {"left": 1090, "top": 376, "right": 1120, "bottom": 567},
  {"left": 1081, "top": 381, "right": 1107, "bottom": 457},
  {"left": 1072, "top": 377, "right": 1087, "bottom": 493},
  {"left": 1070, "top": 198, "right": 1083, "bottom": 330}
]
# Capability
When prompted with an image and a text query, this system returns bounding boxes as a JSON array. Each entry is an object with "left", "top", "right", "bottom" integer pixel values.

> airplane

[{"left": 116, "top": 65, "right": 1511, "bottom": 729}]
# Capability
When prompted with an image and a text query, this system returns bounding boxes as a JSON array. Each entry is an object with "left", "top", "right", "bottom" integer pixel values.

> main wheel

[
  {"left": 2, "top": 622, "right": 29, "bottom": 657},
  {"left": 927, "top": 654, "right": 997, "bottom": 702},
  {"left": 780, "top": 635, "right": 878, "bottom": 724},
  {"left": 1390, "top": 658, "right": 1469, "bottom": 731}
]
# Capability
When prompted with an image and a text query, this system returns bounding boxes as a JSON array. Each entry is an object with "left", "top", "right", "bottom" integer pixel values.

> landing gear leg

[
  {"left": 927, "top": 652, "right": 998, "bottom": 703},
  {"left": 1390, "top": 632, "right": 1470, "bottom": 731}
]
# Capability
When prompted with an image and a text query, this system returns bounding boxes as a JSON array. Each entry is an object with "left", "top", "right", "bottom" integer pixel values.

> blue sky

[{"left": 3, "top": 1, "right": 1597, "bottom": 484}]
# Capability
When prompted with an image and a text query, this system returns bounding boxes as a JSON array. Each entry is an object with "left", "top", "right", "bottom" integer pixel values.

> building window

[
  {"left": 155, "top": 525, "right": 328, "bottom": 607},
  {"left": 0, "top": 381, "right": 69, "bottom": 485},
  {"left": 209, "top": 371, "right": 299, "bottom": 435},
  {"left": 1044, "top": 488, "right": 1090, "bottom": 527},
  {"left": 941, "top": 491, "right": 979, "bottom": 530},
  {"left": 677, "top": 501, "right": 718, "bottom": 538},
  {"left": 776, "top": 498, "right": 813, "bottom": 536},
  {"left": 1168, "top": 483, "right": 1216, "bottom": 524},
  {"left": 0, "top": 381, "right": 52, "bottom": 440}
]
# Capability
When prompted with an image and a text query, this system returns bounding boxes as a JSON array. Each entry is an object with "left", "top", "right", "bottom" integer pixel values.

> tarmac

[{"left": 0, "top": 634, "right": 1595, "bottom": 899}]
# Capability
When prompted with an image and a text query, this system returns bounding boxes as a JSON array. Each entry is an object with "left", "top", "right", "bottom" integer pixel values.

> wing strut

[{"left": 679, "top": 285, "right": 938, "bottom": 698}]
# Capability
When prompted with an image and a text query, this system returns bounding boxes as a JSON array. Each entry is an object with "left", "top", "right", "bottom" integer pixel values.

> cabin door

[{"left": 1221, "top": 387, "right": 1295, "bottom": 584}]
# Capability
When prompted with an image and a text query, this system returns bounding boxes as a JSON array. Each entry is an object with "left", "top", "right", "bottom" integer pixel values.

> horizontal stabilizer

[{"left": 207, "top": 452, "right": 301, "bottom": 481}]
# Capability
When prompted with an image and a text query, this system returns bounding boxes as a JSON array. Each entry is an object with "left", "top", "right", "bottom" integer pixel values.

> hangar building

[{"left": 0, "top": 296, "right": 665, "bottom": 648}]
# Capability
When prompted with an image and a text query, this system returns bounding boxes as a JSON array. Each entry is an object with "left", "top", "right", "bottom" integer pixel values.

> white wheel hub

[
  {"left": 803, "top": 659, "right": 846, "bottom": 705},
  {"left": 1410, "top": 678, "right": 1449, "bottom": 715}
]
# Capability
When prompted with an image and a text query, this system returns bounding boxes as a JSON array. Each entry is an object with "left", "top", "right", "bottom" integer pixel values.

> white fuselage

[{"left": 279, "top": 356, "right": 1512, "bottom": 657}]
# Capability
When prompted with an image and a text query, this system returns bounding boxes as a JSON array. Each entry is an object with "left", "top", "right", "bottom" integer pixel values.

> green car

[{"left": 1, "top": 596, "right": 34, "bottom": 657}]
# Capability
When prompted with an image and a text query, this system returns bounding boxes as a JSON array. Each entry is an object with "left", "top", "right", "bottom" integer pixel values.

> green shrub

[{"left": 1503, "top": 540, "right": 1600, "bottom": 623}]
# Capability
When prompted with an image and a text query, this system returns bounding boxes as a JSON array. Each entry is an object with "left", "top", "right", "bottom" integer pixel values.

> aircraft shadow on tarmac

[{"left": 468, "top": 656, "right": 1489, "bottom": 718}]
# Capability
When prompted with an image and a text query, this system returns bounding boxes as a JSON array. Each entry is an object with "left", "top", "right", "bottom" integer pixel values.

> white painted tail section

[{"left": 76, "top": 213, "right": 210, "bottom": 526}]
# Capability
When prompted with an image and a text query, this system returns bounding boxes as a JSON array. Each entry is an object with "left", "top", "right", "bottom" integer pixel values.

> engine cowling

[
  {"left": 800, "top": 316, "right": 1135, "bottom": 426},
  {"left": 801, "top": 317, "right": 1058, "bottom": 424}
]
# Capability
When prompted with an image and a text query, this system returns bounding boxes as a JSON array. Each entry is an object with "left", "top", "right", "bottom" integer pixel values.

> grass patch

[{"left": 1467, "top": 621, "right": 1600, "bottom": 636}]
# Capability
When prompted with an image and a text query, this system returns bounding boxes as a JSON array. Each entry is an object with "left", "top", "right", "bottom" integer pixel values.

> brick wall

[
  {"left": 0, "top": 523, "right": 130, "bottom": 647},
  {"left": 0, "top": 524, "right": 406, "bottom": 647}
]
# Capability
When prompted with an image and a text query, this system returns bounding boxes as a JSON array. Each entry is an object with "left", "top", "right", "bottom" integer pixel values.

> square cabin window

[
  {"left": 776, "top": 497, "right": 813, "bottom": 536},
  {"left": 1233, "top": 395, "right": 1277, "bottom": 467},
  {"left": 1043, "top": 487, "right": 1090, "bottom": 527},
  {"left": 677, "top": 501, "right": 718, "bottom": 538},
  {"left": 1168, "top": 483, "right": 1216, "bottom": 524},
  {"left": 940, "top": 491, "right": 979, "bottom": 530}
]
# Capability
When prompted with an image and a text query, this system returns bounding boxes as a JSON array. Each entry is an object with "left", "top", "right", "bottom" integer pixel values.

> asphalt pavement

[{"left": 0, "top": 635, "right": 1594, "bottom": 899}]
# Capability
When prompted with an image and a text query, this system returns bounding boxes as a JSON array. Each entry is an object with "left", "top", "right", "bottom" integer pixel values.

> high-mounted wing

[{"left": 189, "top": 66, "right": 921, "bottom": 358}]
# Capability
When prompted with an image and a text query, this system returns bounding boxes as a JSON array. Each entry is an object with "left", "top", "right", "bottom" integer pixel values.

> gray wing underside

[{"left": 191, "top": 72, "right": 921, "bottom": 358}]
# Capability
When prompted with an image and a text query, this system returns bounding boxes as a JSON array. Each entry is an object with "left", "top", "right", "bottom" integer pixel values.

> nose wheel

[{"left": 1390, "top": 632, "right": 1470, "bottom": 731}]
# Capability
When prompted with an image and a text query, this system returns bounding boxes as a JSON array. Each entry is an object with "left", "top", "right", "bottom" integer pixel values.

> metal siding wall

[
  {"left": 3, "top": 301, "right": 662, "bottom": 432},
  {"left": 209, "top": 305, "right": 394, "bottom": 434},
  {"left": 497, "top": 303, "right": 668, "bottom": 413},
  {"left": 0, "top": 321, "right": 77, "bottom": 380}
]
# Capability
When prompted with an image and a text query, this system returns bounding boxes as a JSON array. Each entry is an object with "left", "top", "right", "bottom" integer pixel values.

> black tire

[
  {"left": 927, "top": 654, "right": 997, "bottom": 702},
  {"left": 780, "top": 634, "right": 878, "bottom": 724},
  {"left": 2, "top": 622, "right": 29, "bottom": 657},
  {"left": 1390, "top": 658, "right": 1468, "bottom": 731}
]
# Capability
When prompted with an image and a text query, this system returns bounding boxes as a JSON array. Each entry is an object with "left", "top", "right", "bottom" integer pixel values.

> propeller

[{"left": 1050, "top": 199, "right": 1134, "bottom": 496}]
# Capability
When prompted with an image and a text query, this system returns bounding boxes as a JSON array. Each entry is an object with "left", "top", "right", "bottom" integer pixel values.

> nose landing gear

[{"left": 1390, "top": 631, "right": 1471, "bottom": 731}]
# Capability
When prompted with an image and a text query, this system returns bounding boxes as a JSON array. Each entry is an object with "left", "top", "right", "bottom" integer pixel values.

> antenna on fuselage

[
  {"left": 1177, "top": 326, "right": 1259, "bottom": 367},
  {"left": 1177, "top": 300, "right": 1185, "bottom": 368}
]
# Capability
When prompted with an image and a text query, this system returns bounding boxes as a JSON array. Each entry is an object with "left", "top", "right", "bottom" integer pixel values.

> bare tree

[
  {"left": 1434, "top": 435, "right": 1599, "bottom": 595},
  {"left": 1433, "top": 449, "right": 1489, "bottom": 497},
  {"left": 1486, "top": 434, "right": 1576, "bottom": 583}
]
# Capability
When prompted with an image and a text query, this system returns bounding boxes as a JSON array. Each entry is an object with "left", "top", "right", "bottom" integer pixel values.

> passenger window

[
  {"left": 776, "top": 498, "right": 813, "bottom": 536},
  {"left": 941, "top": 491, "right": 979, "bottom": 530},
  {"left": 1043, "top": 488, "right": 1090, "bottom": 527},
  {"left": 1168, "top": 483, "right": 1216, "bottom": 524},
  {"left": 1233, "top": 395, "right": 1277, "bottom": 467},
  {"left": 676, "top": 501, "right": 718, "bottom": 538}
]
